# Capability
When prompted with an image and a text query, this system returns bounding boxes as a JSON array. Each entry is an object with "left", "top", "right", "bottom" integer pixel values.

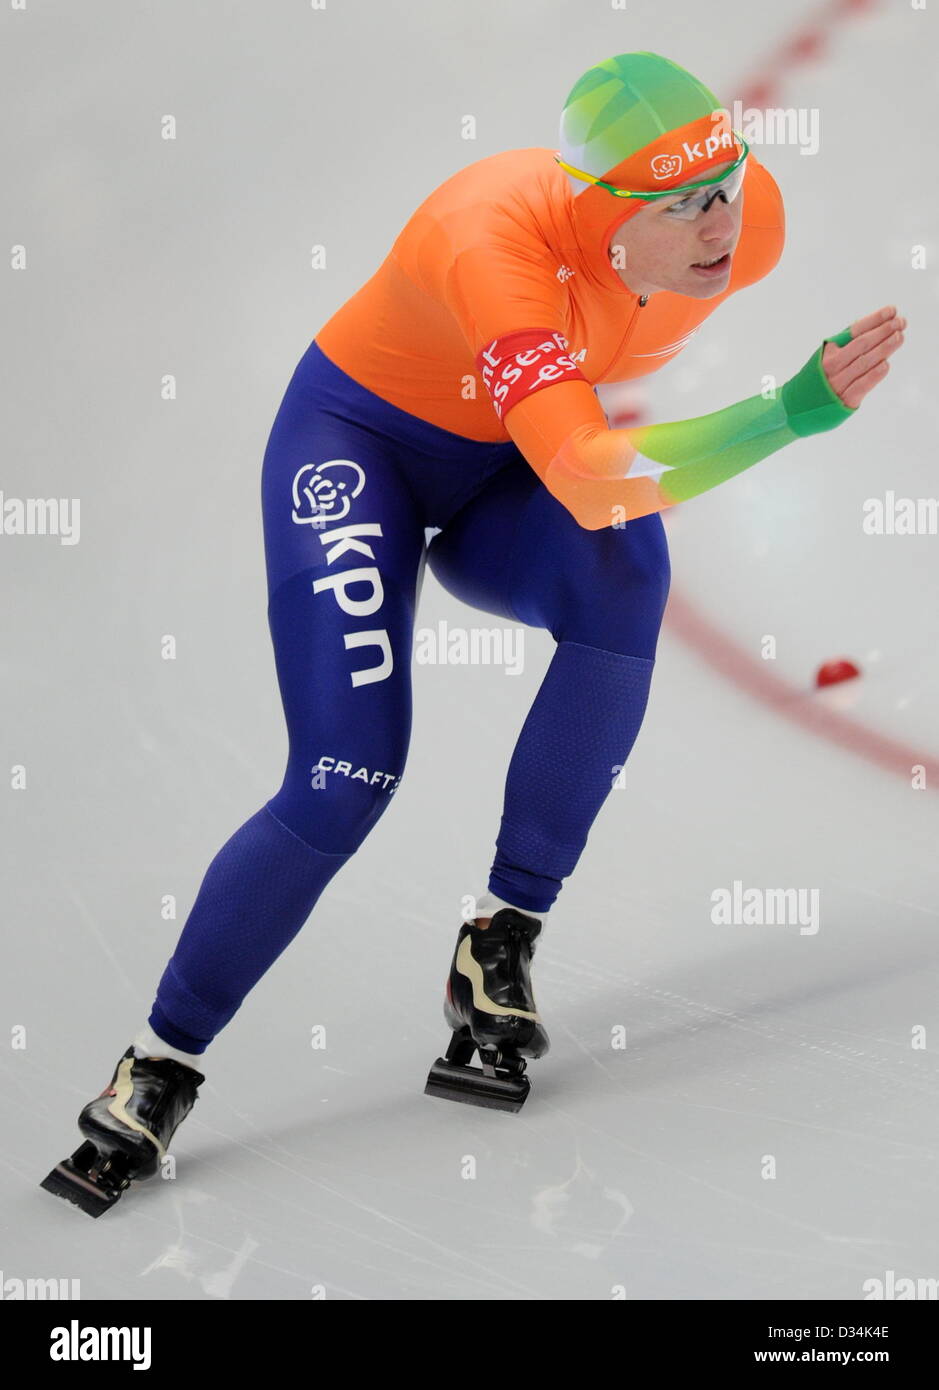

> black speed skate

[
  {"left": 41, "top": 1046, "right": 205, "bottom": 1217},
  {"left": 425, "top": 907, "right": 549, "bottom": 1113}
]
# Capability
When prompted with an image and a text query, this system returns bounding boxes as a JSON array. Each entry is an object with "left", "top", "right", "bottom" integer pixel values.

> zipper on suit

[
  {"left": 621, "top": 293, "right": 648, "bottom": 352},
  {"left": 600, "top": 293, "right": 648, "bottom": 378}
]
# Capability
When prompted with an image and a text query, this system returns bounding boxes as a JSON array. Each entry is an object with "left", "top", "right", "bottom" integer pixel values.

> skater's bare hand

[{"left": 821, "top": 304, "right": 906, "bottom": 409}]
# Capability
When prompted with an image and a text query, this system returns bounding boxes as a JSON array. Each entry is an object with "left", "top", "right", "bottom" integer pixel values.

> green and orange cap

[{"left": 558, "top": 52, "right": 746, "bottom": 260}]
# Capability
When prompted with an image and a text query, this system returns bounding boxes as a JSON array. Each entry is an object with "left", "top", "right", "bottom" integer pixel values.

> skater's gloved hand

[{"left": 782, "top": 304, "right": 907, "bottom": 435}]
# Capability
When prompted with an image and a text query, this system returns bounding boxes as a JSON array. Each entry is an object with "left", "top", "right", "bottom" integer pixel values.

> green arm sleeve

[{"left": 627, "top": 328, "right": 856, "bottom": 507}]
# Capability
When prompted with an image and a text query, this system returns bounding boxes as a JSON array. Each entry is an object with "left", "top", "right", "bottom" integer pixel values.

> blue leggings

[{"left": 149, "top": 341, "right": 670, "bottom": 1052}]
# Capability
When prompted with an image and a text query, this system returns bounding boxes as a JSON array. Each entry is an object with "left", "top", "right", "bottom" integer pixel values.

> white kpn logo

[{"left": 291, "top": 459, "right": 366, "bottom": 525}]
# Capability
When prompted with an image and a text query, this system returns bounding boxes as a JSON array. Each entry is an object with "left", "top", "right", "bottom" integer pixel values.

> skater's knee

[
  {"left": 556, "top": 516, "right": 670, "bottom": 655},
  {"left": 266, "top": 764, "right": 399, "bottom": 855},
  {"left": 605, "top": 514, "right": 671, "bottom": 612}
]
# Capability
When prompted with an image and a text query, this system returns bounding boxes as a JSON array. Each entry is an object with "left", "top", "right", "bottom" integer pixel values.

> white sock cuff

[
  {"left": 132, "top": 1026, "right": 206, "bottom": 1073},
  {"left": 475, "top": 891, "right": 548, "bottom": 922}
]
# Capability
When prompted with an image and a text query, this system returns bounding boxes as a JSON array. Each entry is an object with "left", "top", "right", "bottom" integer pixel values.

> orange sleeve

[{"left": 503, "top": 382, "right": 661, "bottom": 527}]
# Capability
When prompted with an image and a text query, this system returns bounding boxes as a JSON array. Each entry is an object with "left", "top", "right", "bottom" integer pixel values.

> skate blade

[
  {"left": 40, "top": 1142, "right": 130, "bottom": 1217},
  {"left": 424, "top": 1058, "right": 530, "bottom": 1113}
]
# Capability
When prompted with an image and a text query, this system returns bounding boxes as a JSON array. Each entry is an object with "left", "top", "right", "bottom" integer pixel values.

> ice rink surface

[{"left": 2, "top": 0, "right": 937, "bottom": 1299}]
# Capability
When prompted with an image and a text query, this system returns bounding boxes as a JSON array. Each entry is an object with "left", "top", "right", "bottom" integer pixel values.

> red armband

[{"left": 476, "top": 328, "right": 587, "bottom": 421}]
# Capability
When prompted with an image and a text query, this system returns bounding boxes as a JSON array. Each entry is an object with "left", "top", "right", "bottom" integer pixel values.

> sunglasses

[{"left": 555, "top": 133, "right": 750, "bottom": 221}]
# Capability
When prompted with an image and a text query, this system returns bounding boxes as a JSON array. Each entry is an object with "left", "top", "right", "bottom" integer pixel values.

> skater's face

[{"left": 608, "top": 159, "right": 743, "bottom": 300}]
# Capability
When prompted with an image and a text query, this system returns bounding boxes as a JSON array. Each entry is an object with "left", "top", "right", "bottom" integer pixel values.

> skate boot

[
  {"left": 41, "top": 1046, "right": 205, "bottom": 1217},
  {"left": 425, "top": 907, "right": 548, "bottom": 1113}
]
